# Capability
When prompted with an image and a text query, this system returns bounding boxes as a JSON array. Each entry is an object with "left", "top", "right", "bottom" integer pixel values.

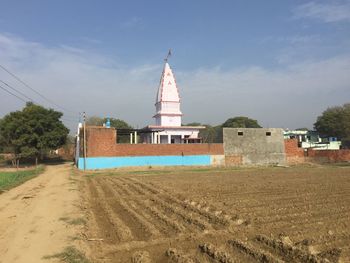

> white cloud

[
  {"left": 120, "top": 17, "right": 144, "bottom": 29},
  {"left": 0, "top": 33, "right": 349, "bottom": 132},
  {"left": 294, "top": 1, "right": 350, "bottom": 23}
]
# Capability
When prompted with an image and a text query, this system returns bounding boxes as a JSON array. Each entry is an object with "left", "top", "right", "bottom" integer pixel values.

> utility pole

[{"left": 83, "top": 112, "right": 87, "bottom": 171}]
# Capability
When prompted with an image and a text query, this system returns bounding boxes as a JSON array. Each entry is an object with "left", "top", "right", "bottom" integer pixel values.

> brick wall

[
  {"left": 284, "top": 139, "right": 305, "bottom": 164},
  {"left": 83, "top": 126, "right": 224, "bottom": 157},
  {"left": 307, "top": 149, "right": 350, "bottom": 163},
  {"left": 225, "top": 155, "right": 243, "bottom": 166},
  {"left": 85, "top": 126, "right": 116, "bottom": 157},
  {"left": 284, "top": 139, "right": 350, "bottom": 164}
]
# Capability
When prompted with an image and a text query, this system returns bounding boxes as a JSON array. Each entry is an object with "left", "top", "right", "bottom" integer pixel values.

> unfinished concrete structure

[{"left": 223, "top": 128, "right": 286, "bottom": 165}]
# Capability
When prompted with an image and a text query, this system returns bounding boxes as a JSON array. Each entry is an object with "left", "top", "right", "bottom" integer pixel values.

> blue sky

[{"left": 0, "top": 0, "right": 350, "bottom": 131}]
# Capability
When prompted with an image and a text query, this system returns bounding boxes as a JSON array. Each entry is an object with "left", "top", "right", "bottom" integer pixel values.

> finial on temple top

[{"left": 164, "top": 49, "right": 172, "bottom": 62}]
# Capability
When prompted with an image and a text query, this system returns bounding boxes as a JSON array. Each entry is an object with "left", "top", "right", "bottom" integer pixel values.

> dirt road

[{"left": 0, "top": 164, "right": 83, "bottom": 263}]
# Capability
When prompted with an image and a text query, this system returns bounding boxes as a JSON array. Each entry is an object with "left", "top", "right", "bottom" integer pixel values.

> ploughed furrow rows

[
  {"left": 227, "top": 190, "right": 350, "bottom": 204},
  {"left": 97, "top": 178, "right": 163, "bottom": 240},
  {"left": 105, "top": 177, "right": 198, "bottom": 234},
  {"left": 117, "top": 177, "right": 218, "bottom": 232},
  {"left": 166, "top": 248, "right": 197, "bottom": 263},
  {"left": 123, "top": 177, "right": 232, "bottom": 229},
  {"left": 87, "top": 179, "right": 121, "bottom": 243},
  {"left": 134, "top": 198, "right": 186, "bottom": 234},
  {"left": 237, "top": 198, "right": 350, "bottom": 218},
  {"left": 127, "top": 178, "right": 159, "bottom": 195},
  {"left": 91, "top": 179, "right": 134, "bottom": 242},
  {"left": 127, "top": 199, "right": 167, "bottom": 236},
  {"left": 256, "top": 209, "right": 350, "bottom": 226},
  {"left": 236, "top": 199, "right": 350, "bottom": 218},
  {"left": 105, "top": 177, "right": 135, "bottom": 196},
  {"left": 94, "top": 179, "right": 155, "bottom": 241},
  {"left": 255, "top": 234, "right": 340, "bottom": 263},
  {"left": 103, "top": 177, "right": 195, "bottom": 237},
  {"left": 117, "top": 177, "right": 148, "bottom": 196},
  {"left": 199, "top": 243, "right": 235, "bottom": 263},
  {"left": 149, "top": 195, "right": 211, "bottom": 231},
  {"left": 228, "top": 191, "right": 350, "bottom": 204},
  {"left": 228, "top": 239, "right": 284, "bottom": 263},
  {"left": 263, "top": 217, "right": 350, "bottom": 239}
]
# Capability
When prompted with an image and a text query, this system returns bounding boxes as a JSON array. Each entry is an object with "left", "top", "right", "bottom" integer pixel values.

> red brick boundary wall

[
  {"left": 307, "top": 148, "right": 350, "bottom": 163},
  {"left": 284, "top": 138, "right": 350, "bottom": 164},
  {"left": 83, "top": 126, "right": 224, "bottom": 157},
  {"left": 284, "top": 139, "right": 305, "bottom": 164}
]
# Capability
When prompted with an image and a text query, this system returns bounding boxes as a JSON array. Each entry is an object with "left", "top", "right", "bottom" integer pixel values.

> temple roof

[{"left": 156, "top": 62, "right": 180, "bottom": 104}]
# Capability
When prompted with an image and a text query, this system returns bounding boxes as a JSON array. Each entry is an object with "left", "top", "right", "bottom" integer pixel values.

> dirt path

[{"left": 0, "top": 164, "right": 83, "bottom": 263}]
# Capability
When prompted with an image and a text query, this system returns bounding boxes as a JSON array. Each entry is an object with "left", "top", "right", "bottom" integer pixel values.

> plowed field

[{"left": 81, "top": 165, "right": 350, "bottom": 262}]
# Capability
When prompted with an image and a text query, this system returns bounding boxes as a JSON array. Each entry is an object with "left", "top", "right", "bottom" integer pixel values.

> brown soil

[
  {"left": 0, "top": 164, "right": 84, "bottom": 263},
  {"left": 82, "top": 166, "right": 350, "bottom": 263}
]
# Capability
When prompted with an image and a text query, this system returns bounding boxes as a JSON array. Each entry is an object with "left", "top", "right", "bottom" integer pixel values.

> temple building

[{"left": 142, "top": 59, "right": 205, "bottom": 144}]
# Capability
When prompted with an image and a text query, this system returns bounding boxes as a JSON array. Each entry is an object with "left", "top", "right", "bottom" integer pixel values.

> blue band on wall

[{"left": 78, "top": 155, "right": 211, "bottom": 170}]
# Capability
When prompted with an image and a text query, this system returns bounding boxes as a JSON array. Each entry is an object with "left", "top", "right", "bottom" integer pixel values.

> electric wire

[
  {"left": 0, "top": 83, "right": 79, "bottom": 124},
  {"left": 0, "top": 63, "right": 77, "bottom": 114},
  {"left": 0, "top": 83, "right": 27, "bottom": 103},
  {"left": 0, "top": 79, "right": 35, "bottom": 103},
  {"left": 0, "top": 79, "right": 79, "bottom": 119}
]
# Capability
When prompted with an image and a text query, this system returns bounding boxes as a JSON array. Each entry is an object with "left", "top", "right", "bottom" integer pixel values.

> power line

[
  {"left": 0, "top": 79, "right": 35, "bottom": 103},
  {"left": 0, "top": 83, "right": 27, "bottom": 103},
  {"left": 0, "top": 84, "right": 79, "bottom": 124},
  {"left": 0, "top": 83, "right": 79, "bottom": 124},
  {"left": 0, "top": 63, "right": 77, "bottom": 114},
  {"left": 0, "top": 78, "right": 79, "bottom": 119}
]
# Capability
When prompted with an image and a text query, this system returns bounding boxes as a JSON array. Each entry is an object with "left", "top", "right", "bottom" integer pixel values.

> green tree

[
  {"left": 86, "top": 116, "right": 132, "bottom": 129},
  {"left": 314, "top": 103, "right": 350, "bottom": 147},
  {"left": 0, "top": 118, "right": 4, "bottom": 152},
  {"left": 183, "top": 122, "right": 202, "bottom": 126},
  {"left": 0, "top": 102, "right": 69, "bottom": 165},
  {"left": 86, "top": 116, "right": 104, "bottom": 126},
  {"left": 222, "top": 116, "right": 262, "bottom": 128},
  {"left": 199, "top": 125, "right": 222, "bottom": 143}
]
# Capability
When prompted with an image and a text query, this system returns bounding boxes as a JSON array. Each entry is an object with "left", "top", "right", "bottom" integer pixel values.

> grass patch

[
  {"left": 0, "top": 166, "right": 45, "bottom": 192},
  {"left": 43, "top": 246, "right": 90, "bottom": 263},
  {"left": 60, "top": 217, "right": 86, "bottom": 225}
]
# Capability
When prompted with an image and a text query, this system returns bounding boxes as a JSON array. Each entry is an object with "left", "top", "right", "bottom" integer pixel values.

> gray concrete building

[{"left": 223, "top": 128, "right": 286, "bottom": 165}]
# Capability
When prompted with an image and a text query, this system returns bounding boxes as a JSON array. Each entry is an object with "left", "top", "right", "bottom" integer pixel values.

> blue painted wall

[{"left": 78, "top": 155, "right": 211, "bottom": 170}]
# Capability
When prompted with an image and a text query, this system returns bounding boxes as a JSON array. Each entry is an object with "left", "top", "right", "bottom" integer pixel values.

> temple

[{"left": 142, "top": 58, "right": 204, "bottom": 144}]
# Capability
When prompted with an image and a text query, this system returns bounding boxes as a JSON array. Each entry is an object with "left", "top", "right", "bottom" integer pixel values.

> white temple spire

[{"left": 154, "top": 57, "right": 182, "bottom": 127}]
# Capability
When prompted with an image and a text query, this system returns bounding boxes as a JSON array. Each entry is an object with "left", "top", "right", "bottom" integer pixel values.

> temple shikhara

[{"left": 142, "top": 57, "right": 204, "bottom": 144}]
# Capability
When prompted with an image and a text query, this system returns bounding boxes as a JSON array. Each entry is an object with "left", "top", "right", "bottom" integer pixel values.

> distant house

[{"left": 283, "top": 130, "right": 341, "bottom": 150}]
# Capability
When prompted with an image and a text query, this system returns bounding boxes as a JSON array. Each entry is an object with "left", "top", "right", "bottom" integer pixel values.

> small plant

[
  {"left": 59, "top": 217, "right": 86, "bottom": 225},
  {"left": 43, "top": 246, "right": 90, "bottom": 263}
]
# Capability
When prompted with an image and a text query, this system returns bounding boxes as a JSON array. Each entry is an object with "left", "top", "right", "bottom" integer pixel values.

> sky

[{"left": 0, "top": 0, "right": 349, "bottom": 132}]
